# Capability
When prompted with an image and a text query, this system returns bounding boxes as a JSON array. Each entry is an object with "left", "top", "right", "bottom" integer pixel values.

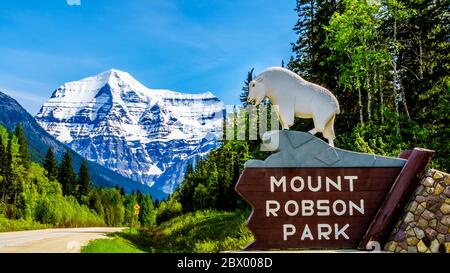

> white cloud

[{"left": 66, "top": 0, "right": 81, "bottom": 6}]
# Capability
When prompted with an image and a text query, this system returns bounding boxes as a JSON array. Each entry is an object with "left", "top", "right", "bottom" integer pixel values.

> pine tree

[
  {"left": 288, "top": 0, "right": 342, "bottom": 134},
  {"left": 0, "top": 136, "right": 8, "bottom": 204},
  {"left": 3, "top": 134, "right": 13, "bottom": 204},
  {"left": 77, "top": 159, "right": 91, "bottom": 200},
  {"left": 239, "top": 68, "right": 254, "bottom": 106},
  {"left": 0, "top": 136, "right": 5, "bottom": 198},
  {"left": 58, "top": 150, "right": 76, "bottom": 196},
  {"left": 395, "top": 0, "right": 450, "bottom": 170},
  {"left": 193, "top": 183, "right": 208, "bottom": 210},
  {"left": 179, "top": 162, "right": 195, "bottom": 213},
  {"left": 140, "top": 195, "right": 156, "bottom": 227},
  {"left": 43, "top": 147, "right": 57, "bottom": 181},
  {"left": 289, "top": 0, "right": 340, "bottom": 90},
  {"left": 15, "top": 123, "right": 29, "bottom": 169}
]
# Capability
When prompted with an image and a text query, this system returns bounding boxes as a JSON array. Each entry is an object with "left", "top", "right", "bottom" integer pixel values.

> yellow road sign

[{"left": 133, "top": 203, "right": 140, "bottom": 216}]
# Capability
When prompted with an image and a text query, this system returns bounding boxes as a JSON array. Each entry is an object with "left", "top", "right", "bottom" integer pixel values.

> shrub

[
  {"left": 155, "top": 199, "right": 183, "bottom": 225},
  {"left": 34, "top": 194, "right": 104, "bottom": 227},
  {"left": 0, "top": 214, "right": 49, "bottom": 232}
]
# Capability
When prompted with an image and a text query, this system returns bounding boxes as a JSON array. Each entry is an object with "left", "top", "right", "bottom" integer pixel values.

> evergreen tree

[
  {"left": 3, "top": 134, "right": 13, "bottom": 204},
  {"left": 124, "top": 191, "right": 138, "bottom": 225},
  {"left": 140, "top": 195, "right": 156, "bottom": 227},
  {"left": 136, "top": 190, "right": 143, "bottom": 204},
  {"left": 178, "top": 162, "right": 195, "bottom": 213},
  {"left": 205, "top": 160, "right": 219, "bottom": 208},
  {"left": 289, "top": 0, "right": 341, "bottom": 134},
  {"left": 3, "top": 132, "right": 25, "bottom": 218},
  {"left": 174, "top": 140, "right": 250, "bottom": 212},
  {"left": 0, "top": 136, "right": 5, "bottom": 200},
  {"left": 43, "top": 147, "right": 57, "bottom": 181},
  {"left": 289, "top": 0, "right": 340, "bottom": 89},
  {"left": 77, "top": 159, "right": 91, "bottom": 200},
  {"left": 58, "top": 150, "right": 76, "bottom": 196},
  {"left": 193, "top": 183, "right": 208, "bottom": 210},
  {"left": 394, "top": 0, "right": 450, "bottom": 170},
  {"left": 239, "top": 68, "right": 254, "bottom": 106},
  {"left": 15, "top": 123, "right": 29, "bottom": 169}
]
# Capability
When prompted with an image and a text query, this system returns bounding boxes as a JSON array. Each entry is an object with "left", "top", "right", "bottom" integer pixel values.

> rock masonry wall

[{"left": 384, "top": 169, "right": 450, "bottom": 253}]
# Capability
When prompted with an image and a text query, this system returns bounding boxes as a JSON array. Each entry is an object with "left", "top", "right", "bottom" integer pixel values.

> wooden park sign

[{"left": 235, "top": 130, "right": 434, "bottom": 250}]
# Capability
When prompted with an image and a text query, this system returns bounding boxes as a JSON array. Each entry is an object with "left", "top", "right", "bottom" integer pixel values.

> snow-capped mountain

[{"left": 36, "top": 69, "right": 224, "bottom": 194}]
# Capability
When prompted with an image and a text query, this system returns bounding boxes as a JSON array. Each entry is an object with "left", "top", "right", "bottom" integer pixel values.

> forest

[{"left": 0, "top": 123, "right": 167, "bottom": 231}]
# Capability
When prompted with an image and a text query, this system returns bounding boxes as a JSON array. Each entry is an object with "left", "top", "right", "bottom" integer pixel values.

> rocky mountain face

[
  {"left": 0, "top": 91, "right": 162, "bottom": 198},
  {"left": 36, "top": 69, "right": 224, "bottom": 194}
]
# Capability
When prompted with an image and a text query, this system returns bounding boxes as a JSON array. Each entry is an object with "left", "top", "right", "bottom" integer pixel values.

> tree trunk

[
  {"left": 358, "top": 84, "right": 364, "bottom": 125},
  {"left": 392, "top": 9, "right": 400, "bottom": 135},
  {"left": 377, "top": 71, "right": 384, "bottom": 123},
  {"left": 12, "top": 191, "right": 17, "bottom": 218},
  {"left": 418, "top": 38, "right": 424, "bottom": 79},
  {"left": 366, "top": 68, "right": 372, "bottom": 122},
  {"left": 401, "top": 88, "right": 411, "bottom": 120}
]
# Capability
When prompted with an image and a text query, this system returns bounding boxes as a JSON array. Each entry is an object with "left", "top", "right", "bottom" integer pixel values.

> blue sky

[{"left": 0, "top": 0, "right": 297, "bottom": 114}]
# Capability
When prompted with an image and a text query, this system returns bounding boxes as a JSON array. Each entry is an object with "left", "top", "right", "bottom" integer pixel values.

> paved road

[{"left": 0, "top": 227, "right": 124, "bottom": 253}]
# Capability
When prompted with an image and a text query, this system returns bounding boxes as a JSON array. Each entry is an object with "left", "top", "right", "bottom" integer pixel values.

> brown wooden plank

[
  {"left": 249, "top": 227, "right": 368, "bottom": 238},
  {"left": 248, "top": 217, "right": 373, "bottom": 227},
  {"left": 240, "top": 168, "right": 402, "bottom": 180},
  {"left": 239, "top": 191, "right": 391, "bottom": 201},
  {"left": 235, "top": 165, "right": 403, "bottom": 250},
  {"left": 245, "top": 239, "right": 361, "bottom": 250},
  {"left": 237, "top": 183, "right": 395, "bottom": 192},
  {"left": 251, "top": 210, "right": 379, "bottom": 219},
  {"left": 358, "top": 148, "right": 434, "bottom": 250},
  {"left": 237, "top": 168, "right": 402, "bottom": 191}
]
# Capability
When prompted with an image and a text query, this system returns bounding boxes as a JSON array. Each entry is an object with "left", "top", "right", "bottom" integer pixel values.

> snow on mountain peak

[{"left": 36, "top": 70, "right": 224, "bottom": 194}]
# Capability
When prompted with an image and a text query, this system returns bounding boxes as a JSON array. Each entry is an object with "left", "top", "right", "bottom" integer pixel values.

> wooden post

[
  {"left": 130, "top": 214, "right": 133, "bottom": 233},
  {"left": 398, "top": 150, "right": 412, "bottom": 160},
  {"left": 358, "top": 148, "right": 434, "bottom": 250}
]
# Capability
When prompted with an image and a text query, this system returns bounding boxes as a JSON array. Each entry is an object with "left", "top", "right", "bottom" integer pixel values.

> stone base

[{"left": 384, "top": 169, "right": 450, "bottom": 253}]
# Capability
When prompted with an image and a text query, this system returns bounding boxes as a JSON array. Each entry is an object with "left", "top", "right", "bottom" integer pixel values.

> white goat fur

[{"left": 248, "top": 67, "right": 340, "bottom": 146}]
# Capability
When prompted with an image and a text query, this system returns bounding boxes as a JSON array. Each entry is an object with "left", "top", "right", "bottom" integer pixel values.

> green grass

[
  {"left": 81, "top": 209, "right": 253, "bottom": 253},
  {"left": 0, "top": 215, "right": 49, "bottom": 232},
  {"left": 81, "top": 235, "right": 144, "bottom": 253},
  {"left": 125, "top": 210, "right": 253, "bottom": 253}
]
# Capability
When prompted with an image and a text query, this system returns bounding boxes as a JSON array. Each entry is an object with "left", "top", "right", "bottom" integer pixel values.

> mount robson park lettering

[{"left": 267, "top": 175, "right": 363, "bottom": 241}]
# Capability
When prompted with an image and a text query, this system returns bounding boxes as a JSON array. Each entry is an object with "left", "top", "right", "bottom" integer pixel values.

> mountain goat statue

[{"left": 247, "top": 67, "right": 340, "bottom": 147}]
